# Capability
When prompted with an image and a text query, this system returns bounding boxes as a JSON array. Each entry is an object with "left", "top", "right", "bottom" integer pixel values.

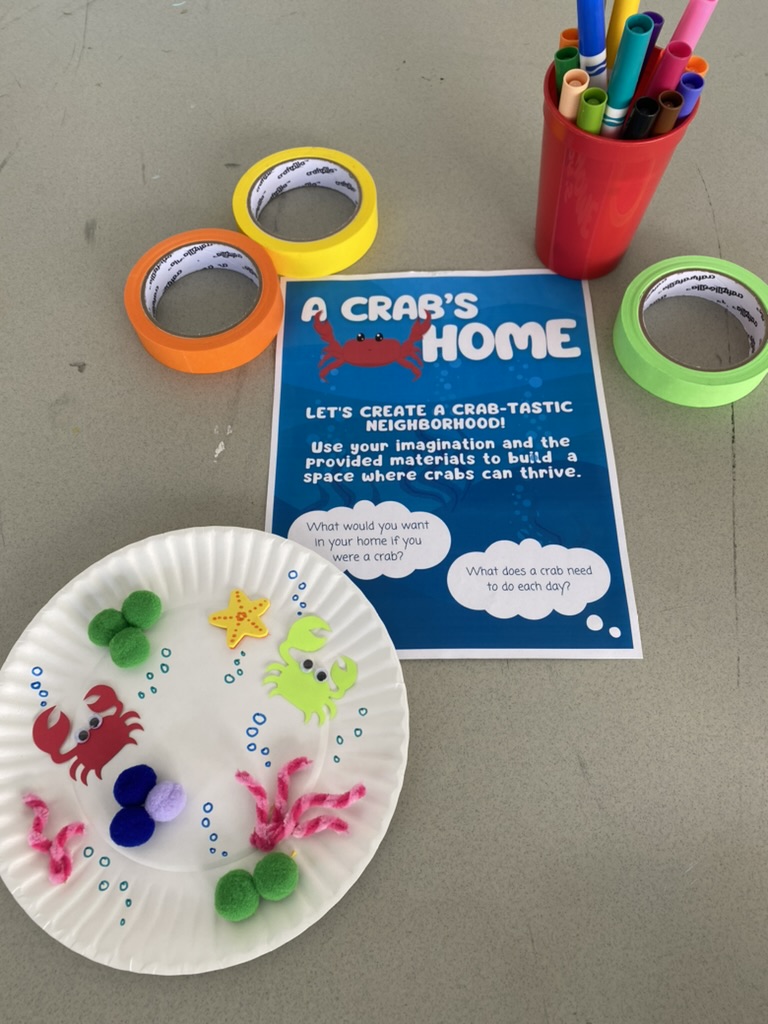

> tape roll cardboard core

[
  {"left": 640, "top": 270, "right": 767, "bottom": 370},
  {"left": 142, "top": 242, "right": 262, "bottom": 337}
]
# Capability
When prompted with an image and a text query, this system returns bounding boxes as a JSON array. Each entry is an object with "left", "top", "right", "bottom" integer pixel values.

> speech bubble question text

[
  {"left": 288, "top": 499, "right": 452, "bottom": 580},
  {"left": 447, "top": 538, "right": 611, "bottom": 619}
]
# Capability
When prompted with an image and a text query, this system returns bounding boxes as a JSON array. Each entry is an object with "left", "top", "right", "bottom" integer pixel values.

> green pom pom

[
  {"left": 215, "top": 869, "right": 260, "bottom": 922},
  {"left": 88, "top": 608, "right": 128, "bottom": 647},
  {"left": 122, "top": 590, "right": 162, "bottom": 630},
  {"left": 109, "top": 627, "right": 150, "bottom": 667},
  {"left": 253, "top": 852, "right": 299, "bottom": 901}
]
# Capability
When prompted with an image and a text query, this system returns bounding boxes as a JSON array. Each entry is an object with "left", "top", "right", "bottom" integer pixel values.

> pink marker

[
  {"left": 669, "top": 0, "right": 719, "bottom": 52},
  {"left": 646, "top": 41, "right": 692, "bottom": 99}
]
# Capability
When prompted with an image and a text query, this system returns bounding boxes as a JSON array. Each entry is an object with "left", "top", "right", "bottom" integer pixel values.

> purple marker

[{"left": 640, "top": 11, "right": 664, "bottom": 69}]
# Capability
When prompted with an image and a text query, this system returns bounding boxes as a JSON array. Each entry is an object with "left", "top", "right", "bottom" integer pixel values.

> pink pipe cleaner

[
  {"left": 23, "top": 794, "right": 85, "bottom": 885},
  {"left": 235, "top": 756, "right": 366, "bottom": 852}
]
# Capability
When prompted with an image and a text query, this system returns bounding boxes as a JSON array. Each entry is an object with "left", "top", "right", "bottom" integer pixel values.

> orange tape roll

[{"left": 123, "top": 229, "right": 283, "bottom": 374}]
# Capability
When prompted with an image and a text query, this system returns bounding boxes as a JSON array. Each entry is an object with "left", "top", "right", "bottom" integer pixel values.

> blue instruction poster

[{"left": 266, "top": 271, "right": 641, "bottom": 659}]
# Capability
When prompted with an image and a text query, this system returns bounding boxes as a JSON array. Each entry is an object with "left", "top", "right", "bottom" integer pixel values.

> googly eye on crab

[
  {"left": 75, "top": 727, "right": 90, "bottom": 744},
  {"left": 314, "top": 668, "right": 328, "bottom": 683},
  {"left": 88, "top": 713, "right": 103, "bottom": 730},
  {"left": 301, "top": 659, "right": 314, "bottom": 672}
]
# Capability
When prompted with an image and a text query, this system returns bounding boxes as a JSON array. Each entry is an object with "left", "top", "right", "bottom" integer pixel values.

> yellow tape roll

[{"left": 232, "top": 147, "right": 378, "bottom": 278}]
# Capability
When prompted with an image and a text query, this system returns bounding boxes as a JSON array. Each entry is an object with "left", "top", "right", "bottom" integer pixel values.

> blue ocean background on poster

[{"left": 269, "top": 272, "right": 638, "bottom": 655}]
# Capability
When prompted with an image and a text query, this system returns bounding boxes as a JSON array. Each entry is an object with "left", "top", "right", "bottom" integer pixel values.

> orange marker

[
  {"left": 687, "top": 54, "right": 709, "bottom": 77},
  {"left": 559, "top": 27, "right": 579, "bottom": 50}
]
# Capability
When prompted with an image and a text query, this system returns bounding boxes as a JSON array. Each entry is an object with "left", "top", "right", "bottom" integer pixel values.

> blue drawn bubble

[
  {"left": 224, "top": 673, "right": 235, "bottom": 684},
  {"left": 201, "top": 817, "right": 210, "bottom": 828},
  {"left": 40, "top": 701, "right": 47, "bottom": 707},
  {"left": 32, "top": 666, "right": 43, "bottom": 676},
  {"left": 336, "top": 735, "right": 344, "bottom": 745},
  {"left": 234, "top": 659, "right": 240, "bottom": 666},
  {"left": 358, "top": 707, "right": 368, "bottom": 716},
  {"left": 119, "top": 881, "right": 128, "bottom": 891},
  {"left": 264, "top": 761, "right": 271, "bottom": 768},
  {"left": 150, "top": 686, "right": 157, "bottom": 694},
  {"left": 240, "top": 650, "right": 246, "bottom": 657},
  {"left": 222, "top": 851, "right": 228, "bottom": 857},
  {"left": 288, "top": 570, "right": 298, "bottom": 579},
  {"left": 529, "top": 376, "right": 543, "bottom": 388},
  {"left": 209, "top": 833, "right": 218, "bottom": 842},
  {"left": 39, "top": 690, "right": 48, "bottom": 698},
  {"left": 209, "top": 847, "right": 216, "bottom": 854},
  {"left": 247, "top": 742, "right": 257, "bottom": 752},
  {"left": 333, "top": 755, "right": 340, "bottom": 764},
  {"left": 236, "top": 669, "right": 243, "bottom": 676},
  {"left": 99, "top": 856, "right": 110, "bottom": 867},
  {"left": 146, "top": 672, "right": 154, "bottom": 680},
  {"left": 138, "top": 691, "right": 145, "bottom": 699},
  {"left": 99, "top": 880, "right": 109, "bottom": 891},
  {"left": 354, "top": 728, "right": 363, "bottom": 737},
  {"left": 246, "top": 726, "right": 259, "bottom": 737},
  {"left": 125, "top": 898, "right": 132, "bottom": 907},
  {"left": 298, "top": 582, "right": 306, "bottom": 590},
  {"left": 261, "top": 747, "right": 269, "bottom": 756},
  {"left": 299, "top": 602, "right": 307, "bottom": 609},
  {"left": 252, "top": 712, "right": 267, "bottom": 725},
  {"left": 84, "top": 847, "right": 94, "bottom": 858},
  {"left": 120, "top": 918, "right": 126, "bottom": 927},
  {"left": 292, "top": 594, "right": 299, "bottom": 602},
  {"left": 31, "top": 681, "right": 41, "bottom": 690},
  {"left": 203, "top": 802, "right": 213, "bottom": 813},
  {"left": 161, "top": 648, "right": 171, "bottom": 657},
  {"left": 160, "top": 663, "right": 169, "bottom": 674}
]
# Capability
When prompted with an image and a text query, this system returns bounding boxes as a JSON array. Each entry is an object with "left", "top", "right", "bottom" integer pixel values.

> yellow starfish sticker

[{"left": 208, "top": 590, "right": 270, "bottom": 648}]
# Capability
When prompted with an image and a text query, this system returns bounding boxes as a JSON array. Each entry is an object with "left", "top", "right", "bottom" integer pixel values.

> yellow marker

[
  {"left": 208, "top": 590, "right": 270, "bottom": 648},
  {"left": 606, "top": 0, "right": 640, "bottom": 68},
  {"left": 232, "top": 147, "right": 378, "bottom": 278}
]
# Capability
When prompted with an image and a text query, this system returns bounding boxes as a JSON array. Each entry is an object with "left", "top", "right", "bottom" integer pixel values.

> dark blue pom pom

[
  {"left": 113, "top": 764, "right": 157, "bottom": 807},
  {"left": 109, "top": 806, "right": 156, "bottom": 848}
]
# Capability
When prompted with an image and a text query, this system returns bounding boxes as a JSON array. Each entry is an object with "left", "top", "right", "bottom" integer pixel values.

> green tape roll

[{"left": 613, "top": 256, "right": 768, "bottom": 407}]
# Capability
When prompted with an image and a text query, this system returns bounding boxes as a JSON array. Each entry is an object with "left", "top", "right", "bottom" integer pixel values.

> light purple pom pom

[{"left": 145, "top": 781, "right": 186, "bottom": 822}]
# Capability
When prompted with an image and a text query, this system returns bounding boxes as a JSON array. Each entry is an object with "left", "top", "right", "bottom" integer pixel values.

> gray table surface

[{"left": 2, "top": 2, "right": 768, "bottom": 1021}]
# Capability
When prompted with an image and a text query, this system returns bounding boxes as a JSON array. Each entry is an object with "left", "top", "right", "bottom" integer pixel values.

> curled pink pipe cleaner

[
  {"left": 23, "top": 794, "right": 85, "bottom": 885},
  {"left": 235, "top": 756, "right": 366, "bottom": 852}
]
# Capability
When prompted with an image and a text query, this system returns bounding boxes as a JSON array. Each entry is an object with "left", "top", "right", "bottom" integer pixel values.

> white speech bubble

[
  {"left": 288, "top": 500, "right": 452, "bottom": 580},
  {"left": 447, "top": 538, "right": 611, "bottom": 619}
]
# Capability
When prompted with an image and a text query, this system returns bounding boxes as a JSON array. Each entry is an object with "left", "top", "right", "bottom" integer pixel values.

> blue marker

[
  {"left": 602, "top": 13, "right": 654, "bottom": 136},
  {"left": 576, "top": 0, "right": 608, "bottom": 89},
  {"left": 676, "top": 71, "right": 705, "bottom": 119}
]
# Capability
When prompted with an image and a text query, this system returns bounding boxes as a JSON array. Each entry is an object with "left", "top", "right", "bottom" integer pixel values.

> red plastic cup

[{"left": 535, "top": 61, "right": 698, "bottom": 279}]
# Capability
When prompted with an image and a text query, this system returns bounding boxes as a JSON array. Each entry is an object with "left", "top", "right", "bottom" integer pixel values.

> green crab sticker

[{"left": 263, "top": 616, "right": 358, "bottom": 724}]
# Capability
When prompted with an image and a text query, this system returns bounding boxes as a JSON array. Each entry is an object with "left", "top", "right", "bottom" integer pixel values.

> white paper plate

[{"left": 0, "top": 527, "right": 408, "bottom": 974}]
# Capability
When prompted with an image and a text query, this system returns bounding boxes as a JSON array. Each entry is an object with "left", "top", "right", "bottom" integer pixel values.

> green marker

[
  {"left": 576, "top": 87, "right": 608, "bottom": 134},
  {"left": 554, "top": 46, "right": 580, "bottom": 95}
]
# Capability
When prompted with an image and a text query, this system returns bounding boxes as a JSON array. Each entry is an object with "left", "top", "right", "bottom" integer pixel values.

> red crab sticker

[
  {"left": 32, "top": 684, "right": 143, "bottom": 785},
  {"left": 313, "top": 311, "right": 432, "bottom": 380}
]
